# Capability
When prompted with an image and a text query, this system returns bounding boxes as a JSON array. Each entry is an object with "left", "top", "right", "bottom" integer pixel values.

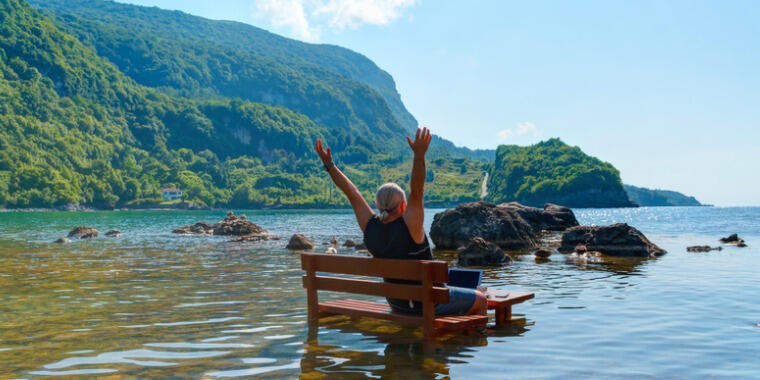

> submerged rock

[
  {"left": 54, "top": 237, "right": 70, "bottom": 244},
  {"left": 105, "top": 230, "right": 122, "bottom": 237},
  {"left": 68, "top": 226, "right": 98, "bottom": 239},
  {"left": 173, "top": 222, "right": 214, "bottom": 235},
  {"left": 457, "top": 237, "right": 513, "bottom": 266},
  {"left": 719, "top": 234, "right": 747, "bottom": 247},
  {"left": 559, "top": 223, "right": 666, "bottom": 257},
  {"left": 533, "top": 248, "right": 555, "bottom": 258},
  {"left": 343, "top": 239, "right": 356, "bottom": 248},
  {"left": 286, "top": 234, "right": 315, "bottom": 251},
  {"left": 687, "top": 245, "right": 722, "bottom": 252}
]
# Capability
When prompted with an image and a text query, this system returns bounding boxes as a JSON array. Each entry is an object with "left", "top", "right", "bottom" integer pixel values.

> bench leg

[{"left": 495, "top": 305, "right": 512, "bottom": 325}]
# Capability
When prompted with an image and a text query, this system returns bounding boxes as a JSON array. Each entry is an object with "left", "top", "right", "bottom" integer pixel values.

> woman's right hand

[{"left": 315, "top": 139, "right": 333, "bottom": 166}]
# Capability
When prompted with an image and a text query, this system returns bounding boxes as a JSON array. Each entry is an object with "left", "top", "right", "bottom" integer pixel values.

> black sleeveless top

[{"left": 363, "top": 215, "right": 433, "bottom": 313}]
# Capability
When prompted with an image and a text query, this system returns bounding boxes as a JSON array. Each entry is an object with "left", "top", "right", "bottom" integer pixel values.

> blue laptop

[{"left": 448, "top": 268, "right": 482, "bottom": 289}]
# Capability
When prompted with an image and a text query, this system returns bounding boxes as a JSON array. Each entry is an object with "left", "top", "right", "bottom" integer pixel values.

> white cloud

[
  {"left": 496, "top": 122, "right": 543, "bottom": 142},
  {"left": 252, "top": 0, "right": 417, "bottom": 41},
  {"left": 314, "top": 0, "right": 417, "bottom": 29},
  {"left": 253, "top": 0, "right": 319, "bottom": 41}
]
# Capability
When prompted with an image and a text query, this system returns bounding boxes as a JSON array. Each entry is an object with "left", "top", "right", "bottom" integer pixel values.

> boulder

[
  {"left": 559, "top": 223, "right": 666, "bottom": 257},
  {"left": 719, "top": 234, "right": 747, "bottom": 247},
  {"left": 54, "top": 237, "right": 70, "bottom": 244},
  {"left": 343, "top": 239, "right": 356, "bottom": 248},
  {"left": 173, "top": 222, "right": 214, "bottom": 235},
  {"left": 286, "top": 234, "right": 315, "bottom": 251},
  {"left": 355, "top": 242, "right": 368, "bottom": 251},
  {"left": 500, "top": 202, "right": 580, "bottom": 232},
  {"left": 687, "top": 245, "right": 722, "bottom": 252},
  {"left": 457, "top": 237, "right": 513, "bottom": 266},
  {"left": 67, "top": 226, "right": 98, "bottom": 239},
  {"left": 430, "top": 202, "right": 538, "bottom": 250},
  {"left": 105, "top": 230, "right": 121, "bottom": 237}
]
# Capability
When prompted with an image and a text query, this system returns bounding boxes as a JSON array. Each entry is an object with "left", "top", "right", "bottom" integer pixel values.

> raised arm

[
  {"left": 315, "top": 139, "right": 373, "bottom": 231},
  {"left": 403, "top": 127, "right": 432, "bottom": 244}
]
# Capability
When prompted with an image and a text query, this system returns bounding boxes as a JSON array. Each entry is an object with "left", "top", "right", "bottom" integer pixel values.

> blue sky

[{"left": 118, "top": 0, "right": 759, "bottom": 206}]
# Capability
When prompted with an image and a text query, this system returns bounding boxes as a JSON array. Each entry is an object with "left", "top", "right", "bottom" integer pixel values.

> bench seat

[{"left": 319, "top": 298, "right": 488, "bottom": 330}]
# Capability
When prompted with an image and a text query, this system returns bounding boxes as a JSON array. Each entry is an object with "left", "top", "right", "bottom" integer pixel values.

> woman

[{"left": 315, "top": 127, "right": 487, "bottom": 316}]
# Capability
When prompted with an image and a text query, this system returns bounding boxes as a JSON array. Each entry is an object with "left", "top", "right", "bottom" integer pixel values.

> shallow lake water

[{"left": 0, "top": 207, "right": 758, "bottom": 378}]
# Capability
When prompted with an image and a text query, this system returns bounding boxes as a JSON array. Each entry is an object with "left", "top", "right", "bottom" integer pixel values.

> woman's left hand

[{"left": 406, "top": 127, "right": 432, "bottom": 157}]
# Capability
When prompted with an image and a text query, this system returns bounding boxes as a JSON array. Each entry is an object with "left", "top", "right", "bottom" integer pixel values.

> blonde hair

[{"left": 375, "top": 183, "right": 406, "bottom": 221}]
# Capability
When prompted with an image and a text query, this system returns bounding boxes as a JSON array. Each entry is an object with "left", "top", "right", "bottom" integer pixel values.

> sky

[{"left": 117, "top": 0, "right": 759, "bottom": 206}]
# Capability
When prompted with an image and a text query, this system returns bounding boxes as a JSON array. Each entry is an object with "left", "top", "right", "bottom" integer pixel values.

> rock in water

[
  {"left": 343, "top": 239, "right": 356, "bottom": 248},
  {"left": 287, "top": 234, "right": 315, "bottom": 250},
  {"left": 719, "top": 234, "right": 747, "bottom": 247},
  {"left": 458, "top": 237, "right": 513, "bottom": 266},
  {"left": 430, "top": 202, "right": 538, "bottom": 250},
  {"left": 67, "top": 226, "right": 98, "bottom": 239},
  {"left": 173, "top": 222, "right": 214, "bottom": 234},
  {"left": 172, "top": 212, "right": 271, "bottom": 241},
  {"left": 559, "top": 223, "right": 666, "bottom": 257},
  {"left": 105, "top": 230, "right": 121, "bottom": 237},
  {"left": 534, "top": 248, "right": 554, "bottom": 258},
  {"left": 687, "top": 245, "right": 722, "bottom": 252},
  {"left": 354, "top": 242, "right": 367, "bottom": 250},
  {"left": 213, "top": 212, "right": 266, "bottom": 236},
  {"left": 54, "top": 237, "right": 70, "bottom": 244}
]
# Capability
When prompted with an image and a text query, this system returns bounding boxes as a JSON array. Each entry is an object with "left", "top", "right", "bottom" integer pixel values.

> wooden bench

[{"left": 301, "top": 253, "right": 488, "bottom": 338}]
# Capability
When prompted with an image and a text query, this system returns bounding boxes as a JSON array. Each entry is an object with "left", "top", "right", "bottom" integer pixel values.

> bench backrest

[{"left": 301, "top": 253, "right": 450, "bottom": 304}]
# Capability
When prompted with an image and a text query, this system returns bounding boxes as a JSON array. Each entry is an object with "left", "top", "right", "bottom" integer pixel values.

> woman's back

[
  {"left": 363, "top": 216, "right": 432, "bottom": 260},
  {"left": 363, "top": 215, "right": 432, "bottom": 313}
]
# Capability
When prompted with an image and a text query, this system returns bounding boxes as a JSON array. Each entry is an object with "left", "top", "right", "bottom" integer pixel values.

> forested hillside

[
  {"left": 623, "top": 185, "right": 703, "bottom": 207},
  {"left": 29, "top": 0, "right": 491, "bottom": 160},
  {"left": 0, "top": 0, "right": 485, "bottom": 209},
  {"left": 486, "top": 139, "right": 635, "bottom": 208}
]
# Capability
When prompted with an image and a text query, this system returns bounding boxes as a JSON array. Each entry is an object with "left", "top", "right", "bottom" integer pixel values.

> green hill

[
  {"left": 29, "top": 0, "right": 490, "bottom": 161},
  {"left": 485, "top": 139, "right": 635, "bottom": 208},
  {"left": 623, "top": 184, "right": 703, "bottom": 207},
  {"left": 0, "top": 0, "right": 485, "bottom": 209}
]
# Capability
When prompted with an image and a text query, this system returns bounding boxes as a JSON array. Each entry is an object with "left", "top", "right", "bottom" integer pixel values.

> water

[{"left": 0, "top": 207, "right": 758, "bottom": 378}]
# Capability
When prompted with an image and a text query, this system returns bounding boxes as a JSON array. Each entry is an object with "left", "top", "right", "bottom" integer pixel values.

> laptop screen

[{"left": 448, "top": 268, "right": 482, "bottom": 289}]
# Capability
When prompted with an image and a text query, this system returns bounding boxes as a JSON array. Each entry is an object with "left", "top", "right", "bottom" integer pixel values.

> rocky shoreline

[{"left": 46, "top": 203, "right": 746, "bottom": 265}]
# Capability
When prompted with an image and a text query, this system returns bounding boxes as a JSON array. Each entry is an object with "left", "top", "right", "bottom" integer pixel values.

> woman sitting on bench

[{"left": 315, "top": 127, "right": 487, "bottom": 316}]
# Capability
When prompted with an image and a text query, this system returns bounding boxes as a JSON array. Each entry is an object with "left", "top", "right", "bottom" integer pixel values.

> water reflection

[{"left": 296, "top": 315, "right": 531, "bottom": 379}]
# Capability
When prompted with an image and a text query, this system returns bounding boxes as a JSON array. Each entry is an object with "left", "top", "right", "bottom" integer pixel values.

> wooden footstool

[{"left": 486, "top": 291, "right": 535, "bottom": 325}]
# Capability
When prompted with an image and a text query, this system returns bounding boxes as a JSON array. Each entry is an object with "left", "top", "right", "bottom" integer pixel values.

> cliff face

[{"left": 485, "top": 139, "right": 636, "bottom": 208}]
